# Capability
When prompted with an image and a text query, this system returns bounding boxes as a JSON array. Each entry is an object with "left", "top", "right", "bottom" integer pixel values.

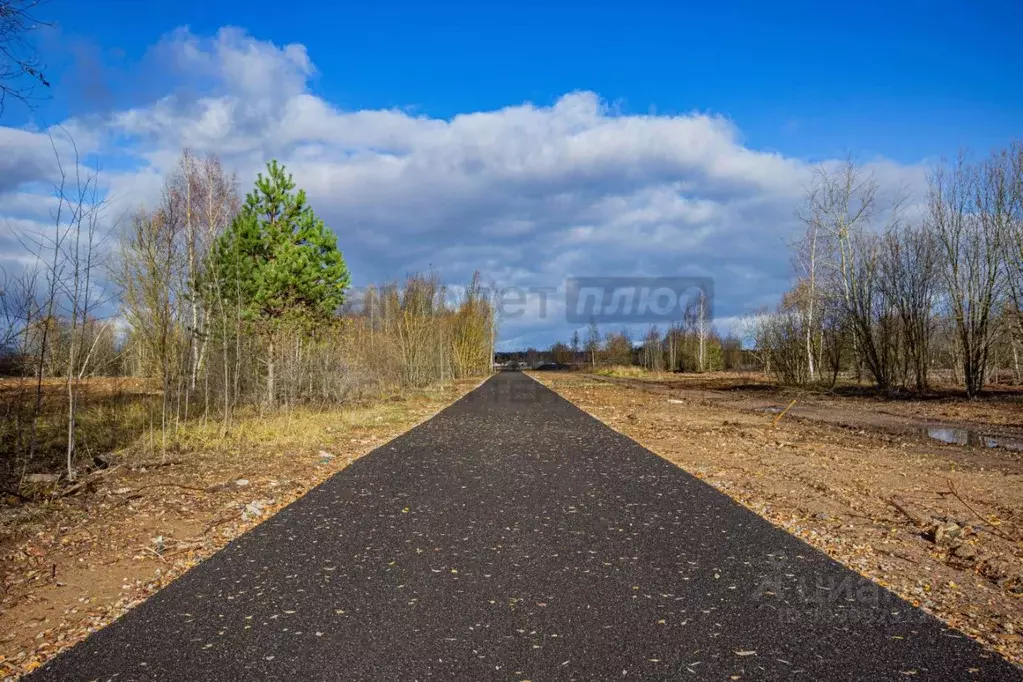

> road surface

[{"left": 32, "top": 372, "right": 1020, "bottom": 680}]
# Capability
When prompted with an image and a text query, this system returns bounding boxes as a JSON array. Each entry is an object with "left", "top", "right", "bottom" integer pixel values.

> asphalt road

[{"left": 32, "top": 372, "right": 1021, "bottom": 681}]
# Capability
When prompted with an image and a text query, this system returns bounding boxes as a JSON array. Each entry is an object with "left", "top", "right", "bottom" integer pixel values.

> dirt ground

[
  {"left": 0, "top": 377, "right": 481, "bottom": 680},
  {"left": 530, "top": 370, "right": 1023, "bottom": 668}
]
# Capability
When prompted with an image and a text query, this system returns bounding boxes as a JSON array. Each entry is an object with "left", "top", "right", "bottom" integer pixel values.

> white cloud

[
  {"left": 0, "top": 127, "right": 61, "bottom": 193},
  {"left": 0, "top": 27, "right": 931, "bottom": 349}
]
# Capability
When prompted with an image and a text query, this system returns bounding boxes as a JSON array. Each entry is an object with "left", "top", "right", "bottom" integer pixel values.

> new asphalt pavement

[{"left": 31, "top": 371, "right": 1021, "bottom": 680}]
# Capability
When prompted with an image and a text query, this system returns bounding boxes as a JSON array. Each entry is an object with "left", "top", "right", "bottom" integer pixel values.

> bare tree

[
  {"left": 999, "top": 142, "right": 1023, "bottom": 380},
  {"left": 18, "top": 132, "right": 78, "bottom": 470},
  {"left": 164, "top": 151, "right": 236, "bottom": 391},
  {"left": 10, "top": 130, "right": 108, "bottom": 479},
  {"left": 801, "top": 160, "right": 881, "bottom": 382},
  {"left": 585, "top": 318, "right": 600, "bottom": 368},
  {"left": 0, "top": 0, "right": 49, "bottom": 116},
  {"left": 798, "top": 158, "right": 916, "bottom": 391},
  {"left": 0, "top": 263, "right": 36, "bottom": 355},
  {"left": 930, "top": 153, "right": 1008, "bottom": 397},
  {"left": 114, "top": 207, "right": 181, "bottom": 452},
  {"left": 384, "top": 273, "right": 442, "bottom": 388},
  {"left": 880, "top": 221, "right": 939, "bottom": 390},
  {"left": 685, "top": 290, "right": 711, "bottom": 372},
  {"left": 753, "top": 293, "right": 811, "bottom": 386},
  {"left": 602, "top": 327, "right": 633, "bottom": 366},
  {"left": 451, "top": 272, "right": 492, "bottom": 377},
  {"left": 735, "top": 308, "right": 769, "bottom": 374},
  {"left": 641, "top": 324, "right": 662, "bottom": 371},
  {"left": 794, "top": 184, "right": 826, "bottom": 381},
  {"left": 843, "top": 228, "right": 902, "bottom": 392},
  {"left": 664, "top": 321, "right": 682, "bottom": 372},
  {"left": 112, "top": 150, "right": 239, "bottom": 442},
  {"left": 164, "top": 151, "right": 238, "bottom": 425},
  {"left": 59, "top": 143, "right": 107, "bottom": 479}
]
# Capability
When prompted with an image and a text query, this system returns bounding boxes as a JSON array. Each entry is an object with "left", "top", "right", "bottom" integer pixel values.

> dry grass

[
  {"left": 582, "top": 367, "right": 1023, "bottom": 398},
  {"left": 591, "top": 365, "right": 665, "bottom": 379},
  {"left": 1, "top": 377, "right": 162, "bottom": 487},
  {"left": 1, "top": 374, "right": 453, "bottom": 490}
]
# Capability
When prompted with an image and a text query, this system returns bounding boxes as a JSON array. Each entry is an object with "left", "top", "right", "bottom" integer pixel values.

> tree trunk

[
  {"left": 266, "top": 335, "right": 276, "bottom": 408},
  {"left": 1012, "top": 334, "right": 1021, "bottom": 385}
]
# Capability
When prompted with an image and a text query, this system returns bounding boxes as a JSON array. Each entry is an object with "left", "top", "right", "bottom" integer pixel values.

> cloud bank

[{"left": 0, "top": 27, "right": 929, "bottom": 349}]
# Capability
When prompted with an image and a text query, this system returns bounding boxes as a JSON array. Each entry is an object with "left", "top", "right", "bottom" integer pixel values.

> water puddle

[
  {"left": 925, "top": 427, "right": 1023, "bottom": 452},
  {"left": 755, "top": 406, "right": 784, "bottom": 414},
  {"left": 749, "top": 406, "right": 1023, "bottom": 452}
]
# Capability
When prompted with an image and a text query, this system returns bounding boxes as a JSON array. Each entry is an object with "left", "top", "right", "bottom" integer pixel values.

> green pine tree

[{"left": 209, "top": 160, "right": 349, "bottom": 405}]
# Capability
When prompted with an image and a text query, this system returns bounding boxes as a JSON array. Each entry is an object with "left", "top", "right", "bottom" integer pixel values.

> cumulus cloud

[
  {"left": 0, "top": 127, "right": 61, "bottom": 194},
  {"left": 0, "top": 27, "right": 930, "bottom": 349}
]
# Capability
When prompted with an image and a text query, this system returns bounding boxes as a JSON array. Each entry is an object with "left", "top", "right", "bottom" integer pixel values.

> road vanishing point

[{"left": 31, "top": 372, "right": 1022, "bottom": 681}]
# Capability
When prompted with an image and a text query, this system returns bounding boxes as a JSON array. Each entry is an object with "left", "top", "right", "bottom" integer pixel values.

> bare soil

[
  {"left": 0, "top": 378, "right": 481, "bottom": 680},
  {"left": 531, "top": 370, "right": 1023, "bottom": 668}
]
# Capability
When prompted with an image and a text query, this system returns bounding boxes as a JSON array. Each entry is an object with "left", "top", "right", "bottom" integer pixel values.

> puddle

[
  {"left": 925, "top": 427, "right": 1023, "bottom": 452},
  {"left": 755, "top": 406, "right": 784, "bottom": 414},
  {"left": 746, "top": 406, "right": 1023, "bottom": 452}
]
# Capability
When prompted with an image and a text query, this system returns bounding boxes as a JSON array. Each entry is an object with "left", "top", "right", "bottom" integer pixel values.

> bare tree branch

[{"left": 0, "top": 0, "right": 51, "bottom": 116}]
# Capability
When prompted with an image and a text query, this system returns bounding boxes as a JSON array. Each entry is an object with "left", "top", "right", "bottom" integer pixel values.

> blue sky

[
  {"left": 34, "top": 0, "right": 1022, "bottom": 161},
  {"left": 3, "top": 1, "right": 1021, "bottom": 348}
]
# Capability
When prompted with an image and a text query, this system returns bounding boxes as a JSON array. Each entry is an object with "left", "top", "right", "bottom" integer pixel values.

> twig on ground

[
  {"left": 945, "top": 478, "right": 1018, "bottom": 544},
  {"left": 888, "top": 496, "right": 929, "bottom": 528},
  {"left": 55, "top": 465, "right": 122, "bottom": 498},
  {"left": 107, "top": 482, "right": 207, "bottom": 509},
  {"left": 875, "top": 548, "right": 921, "bottom": 565},
  {"left": 111, "top": 493, "right": 144, "bottom": 509},
  {"left": 129, "top": 459, "right": 184, "bottom": 471},
  {"left": 141, "top": 546, "right": 167, "bottom": 563},
  {"left": 202, "top": 512, "right": 237, "bottom": 535},
  {"left": 771, "top": 399, "right": 798, "bottom": 428},
  {"left": 162, "top": 541, "right": 209, "bottom": 559},
  {"left": 128, "top": 482, "right": 209, "bottom": 494}
]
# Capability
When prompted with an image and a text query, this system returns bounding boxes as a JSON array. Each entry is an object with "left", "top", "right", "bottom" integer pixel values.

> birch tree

[{"left": 685, "top": 290, "right": 711, "bottom": 372}]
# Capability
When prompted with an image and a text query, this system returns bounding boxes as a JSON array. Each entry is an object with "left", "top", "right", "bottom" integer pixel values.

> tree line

[
  {"left": 528, "top": 142, "right": 1021, "bottom": 392},
  {"left": 747, "top": 143, "right": 1022, "bottom": 395},
  {"left": 0, "top": 147, "right": 495, "bottom": 486},
  {"left": 531, "top": 297, "right": 745, "bottom": 373}
]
